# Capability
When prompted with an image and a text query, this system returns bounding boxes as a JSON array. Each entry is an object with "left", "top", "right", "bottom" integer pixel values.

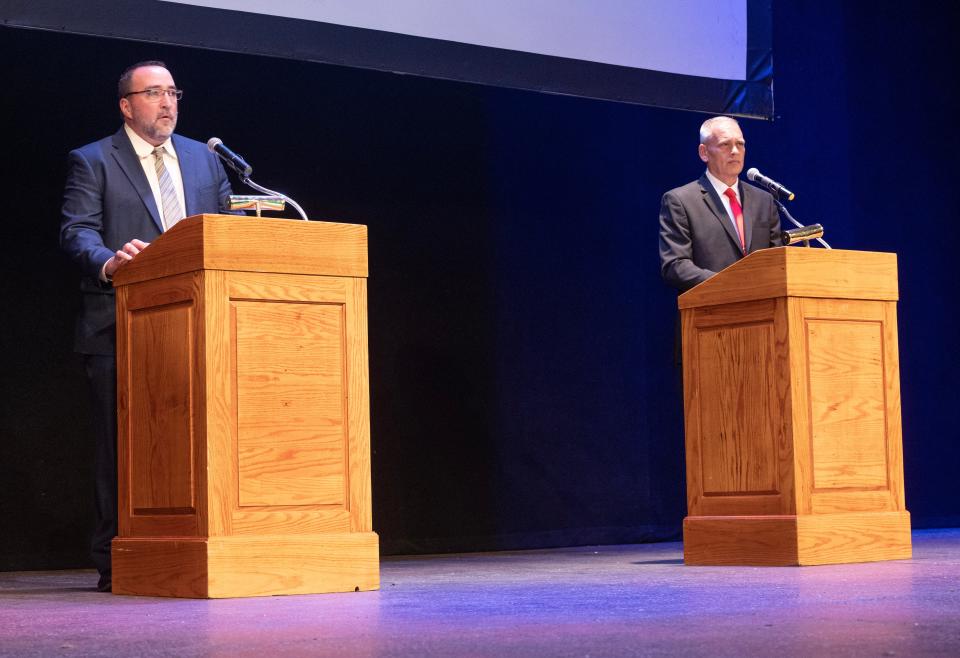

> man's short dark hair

[{"left": 118, "top": 60, "right": 169, "bottom": 99}]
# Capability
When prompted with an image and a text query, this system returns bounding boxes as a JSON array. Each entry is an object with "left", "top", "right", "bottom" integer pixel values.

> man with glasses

[
  {"left": 659, "top": 116, "right": 782, "bottom": 293},
  {"left": 60, "top": 60, "right": 234, "bottom": 592}
]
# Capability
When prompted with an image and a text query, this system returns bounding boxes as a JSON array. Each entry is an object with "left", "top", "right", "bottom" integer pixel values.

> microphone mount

[
  {"left": 208, "top": 137, "right": 309, "bottom": 220},
  {"left": 775, "top": 198, "right": 831, "bottom": 249},
  {"left": 240, "top": 175, "right": 309, "bottom": 221}
]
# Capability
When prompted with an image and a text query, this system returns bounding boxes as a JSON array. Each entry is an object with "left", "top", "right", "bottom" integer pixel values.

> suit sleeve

[
  {"left": 659, "top": 190, "right": 716, "bottom": 292},
  {"left": 214, "top": 157, "right": 236, "bottom": 214},
  {"left": 60, "top": 149, "right": 115, "bottom": 282}
]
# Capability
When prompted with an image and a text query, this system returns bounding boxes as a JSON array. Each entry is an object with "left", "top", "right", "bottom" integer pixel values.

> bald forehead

[
  {"left": 130, "top": 66, "right": 175, "bottom": 87},
  {"left": 700, "top": 117, "right": 741, "bottom": 144}
]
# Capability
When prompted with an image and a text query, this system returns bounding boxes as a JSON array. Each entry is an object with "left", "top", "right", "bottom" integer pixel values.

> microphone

[
  {"left": 746, "top": 168, "right": 795, "bottom": 201},
  {"left": 207, "top": 137, "right": 253, "bottom": 177}
]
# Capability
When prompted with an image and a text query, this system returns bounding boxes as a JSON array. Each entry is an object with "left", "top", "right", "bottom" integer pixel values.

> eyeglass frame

[{"left": 123, "top": 87, "right": 184, "bottom": 102}]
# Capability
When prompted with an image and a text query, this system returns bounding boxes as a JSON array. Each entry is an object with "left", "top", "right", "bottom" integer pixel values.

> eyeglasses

[{"left": 124, "top": 88, "right": 183, "bottom": 102}]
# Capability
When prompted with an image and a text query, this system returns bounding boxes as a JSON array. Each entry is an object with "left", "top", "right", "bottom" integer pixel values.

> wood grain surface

[
  {"left": 113, "top": 218, "right": 378, "bottom": 597},
  {"left": 679, "top": 249, "right": 909, "bottom": 566}
]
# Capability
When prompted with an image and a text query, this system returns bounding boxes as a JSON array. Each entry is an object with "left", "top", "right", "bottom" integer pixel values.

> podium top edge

[
  {"left": 112, "top": 213, "right": 369, "bottom": 285},
  {"left": 186, "top": 213, "right": 368, "bottom": 230},
  {"left": 678, "top": 247, "right": 899, "bottom": 309}
]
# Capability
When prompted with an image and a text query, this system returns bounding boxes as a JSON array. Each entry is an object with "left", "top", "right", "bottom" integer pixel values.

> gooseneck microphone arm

[
  {"left": 207, "top": 137, "right": 309, "bottom": 221},
  {"left": 775, "top": 198, "right": 831, "bottom": 249},
  {"left": 240, "top": 176, "right": 309, "bottom": 221}
]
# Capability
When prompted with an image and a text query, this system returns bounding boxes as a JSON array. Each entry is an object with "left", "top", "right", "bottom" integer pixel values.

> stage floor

[{"left": 2, "top": 529, "right": 959, "bottom": 657}]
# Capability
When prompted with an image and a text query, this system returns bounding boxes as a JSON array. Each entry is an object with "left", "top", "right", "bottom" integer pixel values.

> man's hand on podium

[{"left": 103, "top": 238, "right": 150, "bottom": 282}]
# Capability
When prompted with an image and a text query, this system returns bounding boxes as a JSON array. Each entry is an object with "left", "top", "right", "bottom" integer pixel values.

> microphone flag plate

[
  {"left": 228, "top": 195, "right": 286, "bottom": 217},
  {"left": 781, "top": 223, "right": 824, "bottom": 246}
]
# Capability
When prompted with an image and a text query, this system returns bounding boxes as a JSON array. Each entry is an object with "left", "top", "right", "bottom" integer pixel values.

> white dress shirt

[
  {"left": 124, "top": 123, "right": 186, "bottom": 230},
  {"left": 704, "top": 169, "right": 742, "bottom": 235},
  {"left": 101, "top": 126, "right": 188, "bottom": 281}
]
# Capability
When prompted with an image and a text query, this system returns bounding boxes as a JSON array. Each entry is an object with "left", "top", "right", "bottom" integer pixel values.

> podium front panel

[
  {"left": 682, "top": 297, "right": 795, "bottom": 517},
  {"left": 788, "top": 297, "right": 905, "bottom": 516},
  {"left": 118, "top": 272, "right": 204, "bottom": 538},
  {"left": 235, "top": 300, "right": 346, "bottom": 507},
  {"left": 213, "top": 271, "right": 369, "bottom": 537}
]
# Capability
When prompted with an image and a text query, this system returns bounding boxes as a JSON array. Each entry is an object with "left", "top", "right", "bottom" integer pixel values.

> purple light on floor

[{"left": 1, "top": 529, "right": 958, "bottom": 657}]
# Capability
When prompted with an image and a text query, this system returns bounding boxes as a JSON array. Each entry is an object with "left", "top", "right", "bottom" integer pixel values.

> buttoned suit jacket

[
  {"left": 61, "top": 126, "right": 234, "bottom": 354},
  {"left": 659, "top": 174, "right": 783, "bottom": 293}
]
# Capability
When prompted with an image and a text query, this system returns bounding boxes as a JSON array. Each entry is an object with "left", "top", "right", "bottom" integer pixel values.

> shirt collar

[
  {"left": 124, "top": 123, "right": 177, "bottom": 161},
  {"left": 705, "top": 169, "right": 739, "bottom": 199}
]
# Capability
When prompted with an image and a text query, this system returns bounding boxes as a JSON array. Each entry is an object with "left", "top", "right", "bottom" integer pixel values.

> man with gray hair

[{"left": 659, "top": 116, "right": 782, "bottom": 292}]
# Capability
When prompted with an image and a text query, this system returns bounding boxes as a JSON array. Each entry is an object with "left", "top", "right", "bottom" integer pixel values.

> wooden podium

[
  {"left": 111, "top": 214, "right": 379, "bottom": 597},
  {"left": 679, "top": 247, "right": 911, "bottom": 566}
]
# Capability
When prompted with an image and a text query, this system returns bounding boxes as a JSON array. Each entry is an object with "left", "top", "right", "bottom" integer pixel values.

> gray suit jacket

[
  {"left": 61, "top": 127, "right": 234, "bottom": 354},
  {"left": 659, "top": 174, "right": 783, "bottom": 292}
]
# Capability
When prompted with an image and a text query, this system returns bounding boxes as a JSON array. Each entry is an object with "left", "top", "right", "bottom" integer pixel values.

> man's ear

[
  {"left": 698, "top": 143, "right": 709, "bottom": 164},
  {"left": 119, "top": 98, "right": 132, "bottom": 121}
]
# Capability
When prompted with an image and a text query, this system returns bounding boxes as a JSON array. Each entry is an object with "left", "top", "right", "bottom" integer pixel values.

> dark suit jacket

[
  {"left": 659, "top": 174, "right": 783, "bottom": 292},
  {"left": 61, "top": 126, "right": 234, "bottom": 354}
]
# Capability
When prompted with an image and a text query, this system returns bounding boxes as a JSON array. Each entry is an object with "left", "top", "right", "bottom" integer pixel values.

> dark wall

[{"left": 2, "top": 3, "right": 958, "bottom": 570}]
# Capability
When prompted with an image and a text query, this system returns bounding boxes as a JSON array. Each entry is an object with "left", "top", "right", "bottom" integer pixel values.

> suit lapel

[
  {"left": 698, "top": 174, "right": 743, "bottom": 253},
  {"left": 173, "top": 134, "right": 198, "bottom": 217},
  {"left": 110, "top": 127, "right": 163, "bottom": 232}
]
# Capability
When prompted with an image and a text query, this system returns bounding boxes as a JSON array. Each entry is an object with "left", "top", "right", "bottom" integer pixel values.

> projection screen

[{"left": 1, "top": 0, "right": 773, "bottom": 118}]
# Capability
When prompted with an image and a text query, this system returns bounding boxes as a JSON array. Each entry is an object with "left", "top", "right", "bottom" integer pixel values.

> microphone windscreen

[
  {"left": 746, "top": 167, "right": 760, "bottom": 181},
  {"left": 207, "top": 137, "right": 222, "bottom": 152}
]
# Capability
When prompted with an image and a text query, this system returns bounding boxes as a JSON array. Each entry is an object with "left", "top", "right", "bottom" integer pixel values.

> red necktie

[{"left": 723, "top": 187, "right": 746, "bottom": 252}]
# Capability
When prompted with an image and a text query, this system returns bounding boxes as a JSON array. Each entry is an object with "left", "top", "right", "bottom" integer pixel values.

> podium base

[
  {"left": 112, "top": 532, "right": 380, "bottom": 598},
  {"left": 683, "top": 511, "right": 911, "bottom": 566}
]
